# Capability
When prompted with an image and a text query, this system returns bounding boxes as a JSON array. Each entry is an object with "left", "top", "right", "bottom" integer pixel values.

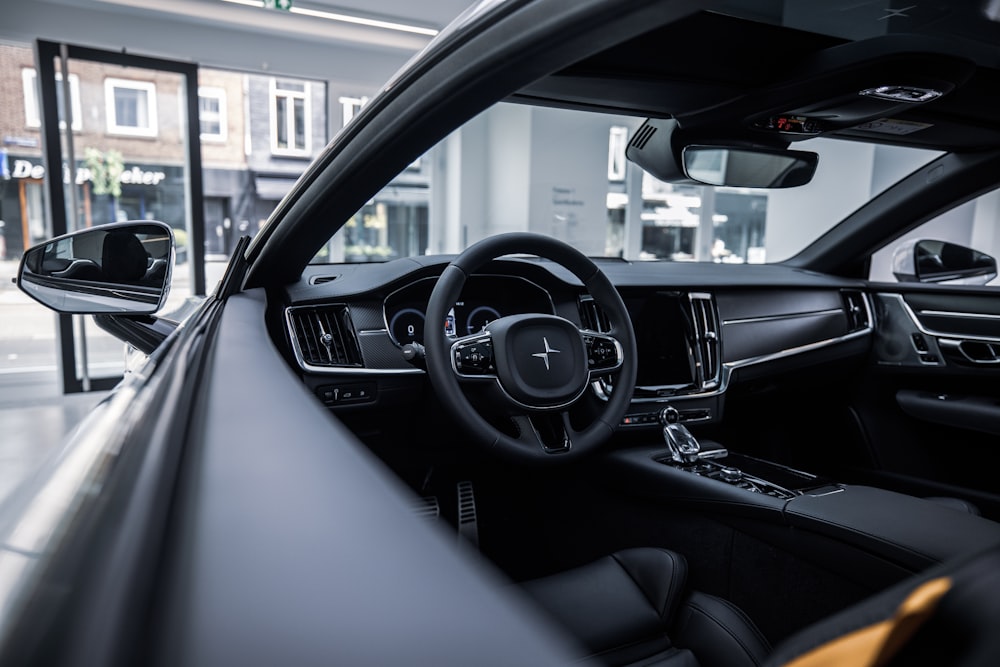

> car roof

[{"left": 513, "top": 4, "right": 1000, "bottom": 152}]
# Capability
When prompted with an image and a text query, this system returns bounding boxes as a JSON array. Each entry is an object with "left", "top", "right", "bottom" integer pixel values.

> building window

[
  {"left": 198, "top": 87, "right": 227, "bottom": 142},
  {"left": 270, "top": 78, "right": 310, "bottom": 156},
  {"left": 105, "top": 78, "right": 157, "bottom": 137},
  {"left": 22, "top": 69, "right": 82, "bottom": 131},
  {"left": 339, "top": 95, "right": 369, "bottom": 127}
]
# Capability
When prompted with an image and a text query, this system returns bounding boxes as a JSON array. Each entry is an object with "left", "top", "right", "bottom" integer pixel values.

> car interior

[
  {"left": 238, "top": 4, "right": 1000, "bottom": 663},
  {"left": 10, "top": 2, "right": 1000, "bottom": 666}
]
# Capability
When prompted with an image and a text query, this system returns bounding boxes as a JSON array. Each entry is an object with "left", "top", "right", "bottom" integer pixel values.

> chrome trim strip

[
  {"left": 298, "top": 366, "right": 424, "bottom": 375},
  {"left": 888, "top": 293, "right": 1000, "bottom": 344},
  {"left": 806, "top": 486, "right": 846, "bottom": 497},
  {"left": 918, "top": 309, "right": 1000, "bottom": 321},
  {"left": 724, "top": 327, "right": 871, "bottom": 371},
  {"left": 722, "top": 308, "right": 843, "bottom": 326}
]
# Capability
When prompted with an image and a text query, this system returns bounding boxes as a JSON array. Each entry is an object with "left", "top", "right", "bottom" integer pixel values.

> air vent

[
  {"left": 309, "top": 275, "right": 341, "bottom": 285},
  {"left": 689, "top": 293, "right": 721, "bottom": 391},
  {"left": 630, "top": 124, "right": 657, "bottom": 151},
  {"left": 842, "top": 290, "right": 872, "bottom": 333},
  {"left": 579, "top": 296, "right": 611, "bottom": 333},
  {"left": 286, "top": 305, "right": 363, "bottom": 368}
]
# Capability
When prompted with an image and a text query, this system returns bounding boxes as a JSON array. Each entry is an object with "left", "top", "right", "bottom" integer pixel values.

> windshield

[{"left": 316, "top": 103, "right": 941, "bottom": 264}]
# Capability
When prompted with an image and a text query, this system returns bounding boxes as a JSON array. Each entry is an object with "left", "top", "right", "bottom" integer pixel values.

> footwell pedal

[
  {"left": 412, "top": 495, "right": 440, "bottom": 520},
  {"left": 456, "top": 481, "right": 479, "bottom": 548}
]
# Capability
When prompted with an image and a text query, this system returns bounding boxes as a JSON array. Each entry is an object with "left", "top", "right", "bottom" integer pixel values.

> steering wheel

[{"left": 424, "top": 233, "right": 637, "bottom": 464}]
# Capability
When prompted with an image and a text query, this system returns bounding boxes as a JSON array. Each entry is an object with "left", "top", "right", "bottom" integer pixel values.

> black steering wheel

[{"left": 425, "top": 233, "right": 637, "bottom": 464}]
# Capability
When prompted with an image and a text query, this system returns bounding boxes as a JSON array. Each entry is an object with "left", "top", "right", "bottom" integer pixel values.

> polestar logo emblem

[
  {"left": 531, "top": 337, "right": 560, "bottom": 370},
  {"left": 879, "top": 5, "right": 914, "bottom": 20}
]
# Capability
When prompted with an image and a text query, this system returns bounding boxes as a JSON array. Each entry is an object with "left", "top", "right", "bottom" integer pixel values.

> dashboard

[{"left": 282, "top": 258, "right": 874, "bottom": 427}]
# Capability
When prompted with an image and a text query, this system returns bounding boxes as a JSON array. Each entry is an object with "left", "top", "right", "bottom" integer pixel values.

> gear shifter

[{"left": 659, "top": 406, "right": 701, "bottom": 464}]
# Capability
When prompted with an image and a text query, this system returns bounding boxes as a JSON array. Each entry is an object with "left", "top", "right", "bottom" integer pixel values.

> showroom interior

[{"left": 0, "top": 0, "right": 472, "bottom": 505}]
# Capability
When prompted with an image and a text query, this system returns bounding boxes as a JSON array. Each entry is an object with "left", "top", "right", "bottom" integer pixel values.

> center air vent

[
  {"left": 689, "top": 293, "right": 721, "bottom": 391},
  {"left": 842, "top": 290, "right": 872, "bottom": 333},
  {"left": 286, "top": 305, "right": 363, "bottom": 369}
]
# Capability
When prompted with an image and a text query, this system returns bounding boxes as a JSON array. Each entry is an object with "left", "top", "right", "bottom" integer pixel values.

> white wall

[
  {"left": 485, "top": 104, "right": 533, "bottom": 238},
  {"left": 527, "top": 107, "right": 611, "bottom": 256},
  {"left": 432, "top": 104, "right": 622, "bottom": 256},
  {"left": 765, "top": 139, "right": 875, "bottom": 263}
]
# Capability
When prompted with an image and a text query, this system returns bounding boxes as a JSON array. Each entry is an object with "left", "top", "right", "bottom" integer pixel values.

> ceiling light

[
  {"left": 221, "top": 0, "right": 438, "bottom": 36},
  {"left": 859, "top": 86, "right": 943, "bottom": 103}
]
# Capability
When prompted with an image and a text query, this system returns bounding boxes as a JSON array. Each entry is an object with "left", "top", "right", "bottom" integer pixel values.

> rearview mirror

[
  {"left": 18, "top": 221, "right": 173, "bottom": 314},
  {"left": 626, "top": 118, "right": 818, "bottom": 188},
  {"left": 682, "top": 146, "right": 818, "bottom": 188},
  {"left": 892, "top": 239, "right": 997, "bottom": 285}
]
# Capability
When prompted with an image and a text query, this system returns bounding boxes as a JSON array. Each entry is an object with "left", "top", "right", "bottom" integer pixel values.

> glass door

[{"left": 34, "top": 40, "right": 206, "bottom": 393}]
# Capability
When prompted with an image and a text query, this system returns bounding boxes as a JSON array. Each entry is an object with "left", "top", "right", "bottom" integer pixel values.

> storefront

[{"left": 0, "top": 153, "right": 185, "bottom": 259}]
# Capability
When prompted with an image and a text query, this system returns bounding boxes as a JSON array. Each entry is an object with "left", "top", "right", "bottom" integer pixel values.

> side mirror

[
  {"left": 892, "top": 239, "right": 997, "bottom": 285},
  {"left": 625, "top": 118, "right": 818, "bottom": 188},
  {"left": 18, "top": 221, "right": 174, "bottom": 314}
]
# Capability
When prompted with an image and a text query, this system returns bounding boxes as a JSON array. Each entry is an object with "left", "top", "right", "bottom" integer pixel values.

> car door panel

[{"left": 851, "top": 286, "right": 1000, "bottom": 519}]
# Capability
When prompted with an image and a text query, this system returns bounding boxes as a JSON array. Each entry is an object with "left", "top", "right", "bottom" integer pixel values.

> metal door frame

[{"left": 34, "top": 40, "right": 206, "bottom": 393}]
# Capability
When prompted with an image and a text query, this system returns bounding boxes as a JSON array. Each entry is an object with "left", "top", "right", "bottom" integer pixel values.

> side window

[{"left": 870, "top": 187, "right": 1000, "bottom": 286}]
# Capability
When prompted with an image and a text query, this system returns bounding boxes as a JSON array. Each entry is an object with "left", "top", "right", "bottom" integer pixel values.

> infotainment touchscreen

[{"left": 628, "top": 292, "right": 697, "bottom": 388}]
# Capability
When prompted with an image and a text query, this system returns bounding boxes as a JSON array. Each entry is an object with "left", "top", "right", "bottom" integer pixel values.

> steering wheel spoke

[{"left": 510, "top": 413, "right": 575, "bottom": 455}]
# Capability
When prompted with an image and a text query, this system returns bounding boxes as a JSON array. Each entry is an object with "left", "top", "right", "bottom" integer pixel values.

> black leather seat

[
  {"left": 519, "top": 547, "right": 770, "bottom": 666},
  {"left": 522, "top": 544, "right": 1000, "bottom": 667},
  {"left": 763, "top": 542, "right": 1000, "bottom": 667}
]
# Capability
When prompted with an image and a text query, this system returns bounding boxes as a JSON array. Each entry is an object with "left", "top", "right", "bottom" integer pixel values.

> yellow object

[{"left": 785, "top": 577, "right": 952, "bottom": 667}]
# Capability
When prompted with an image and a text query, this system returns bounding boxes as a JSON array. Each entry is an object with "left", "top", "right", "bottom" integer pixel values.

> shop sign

[{"left": 8, "top": 158, "right": 167, "bottom": 186}]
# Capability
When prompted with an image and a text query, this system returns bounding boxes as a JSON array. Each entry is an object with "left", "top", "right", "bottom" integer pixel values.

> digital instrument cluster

[{"left": 383, "top": 275, "right": 553, "bottom": 346}]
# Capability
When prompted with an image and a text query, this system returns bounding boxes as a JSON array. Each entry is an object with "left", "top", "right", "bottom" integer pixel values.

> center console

[
  {"left": 608, "top": 413, "right": 1000, "bottom": 579},
  {"left": 660, "top": 452, "right": 840, "bottom": 500},
  {"left": 652, "top": 405, "right": 840, "bottom": 500}
]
